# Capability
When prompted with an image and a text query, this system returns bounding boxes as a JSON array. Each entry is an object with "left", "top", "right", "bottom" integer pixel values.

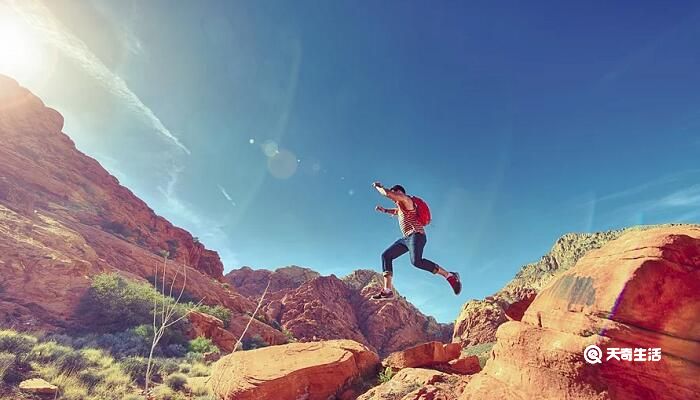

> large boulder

[
  {"left": 383, "top": 341, "right": 461, "bottom": 371},
  {"left": 453, "top": 228, "right": 657, "bottom": 347},
  {"left": 19, "top": 378, "right": 58, "bottom": 395},
  {"left": 460, "top": 225, "right": 700, "bottom": 400},
  {"left": 209, "top": 339, "right": 380, "bottom": 400}
]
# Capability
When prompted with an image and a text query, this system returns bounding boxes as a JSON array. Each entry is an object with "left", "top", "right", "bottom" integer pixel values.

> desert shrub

[
  {"left": 80, "top": 348, "right": 114, "bottom": 369},
  {"left": 378, "top": 366, "right": 394, "bottom": 384},
  {"left": 120, "top": 356, "right": 156, "bottom": 385},
  {"left": 178, "top": 363, "right": 191, "bottom": 374},
  {"left": 92, "top": 329, "right": 150, "bottom": 358},
  {"left": 0, "top": 329, "right": 37, "bottom": 354},
  {"left": 0, "top": 350, "right": 31, "bottom": 384},
  {"left": 188, "top": 337, "right": 219, "bottom": 354},
  {"left": 188, "top": 363, "right": 210, "bottom": 378},
  {"left": 0, "top": 352, "right": 15, "bottom": 382},
  {"left": 77, "top": 368, "right": 104, "bottom": 388},
  {"left": 78, "top": 273, "right": 165, "bottom": 332},
  {"left": 184, "top": 351, "right": 204, "bottom": 364},
  {"left": 98, "top": 364, "right": 132, "bottom": 392},
  {"left": 282, "top": 328, "right": 297, "bottom": 343},
  {"left": 165, "top": 372, "right": 188, "bottom": 391},
  {"left": 153, "top": 385, "right": 187, "bottom": 400},
  {"left": 158, "top": 358, "right": 180, "bottom": 375},
  {"left": 41, "top": 333, "right": 74, "bottom": 346},
  {"left": 51, "top": 373, "right": 89, "bottom": 400},
  {"left": 56, "top": 349, "right": 90, "bottom": 373},
  {"left": 241, "top": 334, "right": 268, "bottom": 350},
  {"left": 29, "top": 341, "right": 72, "bottom": 363},
  {"left": 165, "top": 343, "right": 187, "bottom": 358}
]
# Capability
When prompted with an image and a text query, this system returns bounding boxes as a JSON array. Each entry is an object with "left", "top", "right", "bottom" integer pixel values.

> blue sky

[{"left": 2, "top": 0, "right": 700, "bottom": 322}]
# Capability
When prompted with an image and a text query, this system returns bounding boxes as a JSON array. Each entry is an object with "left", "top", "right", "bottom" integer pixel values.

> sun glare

[{"left": 0, "top": 7, "right": 52, "bottom": 82}]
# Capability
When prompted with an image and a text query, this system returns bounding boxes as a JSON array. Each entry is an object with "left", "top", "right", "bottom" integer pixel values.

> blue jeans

[{"left": 381, "top": 232, "right": 439, "bottom": 276}]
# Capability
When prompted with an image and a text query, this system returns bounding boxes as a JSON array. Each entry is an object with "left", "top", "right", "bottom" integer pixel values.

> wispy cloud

[
  {"left": 7, "top": 0, "right": 189, "bottom": 154},
  {"left": 648, "top": 184, "right": 700, "bottom": 210},
  {"left": 217, "top": 184, "right": 236, "bottom": 207},
  {"left": 157, "top": 168, "right": 239, "bottom": 267}
]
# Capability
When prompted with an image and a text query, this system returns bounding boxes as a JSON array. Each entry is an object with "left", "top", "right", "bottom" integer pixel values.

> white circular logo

[{"left": 584, "top": 344, "right": 603, "bottom": 364}]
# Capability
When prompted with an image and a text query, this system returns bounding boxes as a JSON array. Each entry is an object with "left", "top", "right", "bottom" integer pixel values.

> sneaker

[
  {"left": 447, "top": 272, "right": 461, "bottom": 295},
  {"left": 371, "top": 289, "right": 394, "bottom": 300}
]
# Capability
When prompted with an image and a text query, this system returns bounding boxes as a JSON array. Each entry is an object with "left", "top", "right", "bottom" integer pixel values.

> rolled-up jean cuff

[{"left": 383, "top": 271, "right": 393, "bottom": 277}]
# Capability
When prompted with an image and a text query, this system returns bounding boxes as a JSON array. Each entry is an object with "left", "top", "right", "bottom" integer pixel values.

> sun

[{"left": 0, "top": 7, "right": 51, "bottom": 82}]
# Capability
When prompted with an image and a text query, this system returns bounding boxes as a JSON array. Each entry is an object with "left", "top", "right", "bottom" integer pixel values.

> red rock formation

[
  {"left": 446, "top": 356, "right": 481, "bottom": 375},
  {"left": 453, "top": 226, "right": 674, "bottom": 347},
  {"left": 0, "top": 75, "right": 285, "bottom": 345},
  {"left": 460, "top": 225, "right": 700, "bottom": 400},
  {"left": 185, "top": 311, "right": 237, "bottom": 352},
  {"left": 383, "top": 341, "right": 461, "bottom": 371},
  {"left": 226, "top": 267, "right": 453, "bottom": 356},
  {"left": 209, "top": 339, "right": 380, "bottom": 400}
]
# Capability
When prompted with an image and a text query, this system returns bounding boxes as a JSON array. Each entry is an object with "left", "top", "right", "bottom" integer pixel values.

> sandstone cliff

[
  {"left": 453, "top": 225, "right": 678, "bottom": 347},
  {"left": 460, "top": 225, "right": 700, "bottom": 399},
  {"left": 0, "top": 75, "right": 285, "bottom": 345}
]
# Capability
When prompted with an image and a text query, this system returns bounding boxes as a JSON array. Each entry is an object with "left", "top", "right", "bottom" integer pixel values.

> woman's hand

[{"left": 375, "top": 205, "right": 386, "bottom": 213}]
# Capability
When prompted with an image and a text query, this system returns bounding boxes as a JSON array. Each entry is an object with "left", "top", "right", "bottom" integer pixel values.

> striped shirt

[{"left": 397, "top": 200, "right": 425, "bottom": 237}]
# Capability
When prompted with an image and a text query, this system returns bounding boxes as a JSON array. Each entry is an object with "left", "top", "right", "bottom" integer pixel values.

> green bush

[
  {"left": 188, "top": 337, "right": 219, "bottom": 354},
  {"left": 0, "top": 351, "right": 30, "bottom": 384},
  {"left": 158, "top": 358, "right": 180, "bottom": 375},
  {"left": 378, "top": 366, "right": 394, "bottom": 384},
  {"left": 119, "top": 356, "right": 157, "bottom": 385},
  {"left": 29, "top": 341, "right": 72, "bottom": 363},
  {"left": 78, "top": 368, "right": 104, "bottom": 388},
  {"left": 78, "top": 273, "right": 167, "bottom": 332},
  {"left": 0, "top": 329, "right": 37, "bottom": 354},
  {"left": 57, "top": 350, "right": 90, "bottom": 373},
  {"left": 0, "top": 352, "right": 15, "bottom": 382},
  {"left": 153, "top": 385, "right": 187, "bottom": 400},
  {"left": 165, "top": 372, "right": 188, "bottom": 391},
  {"left": 184, "top": 351, "right": 204, "bottom": 364},
  {"left": 80, "top": 348, "right": 114, "bottom": 369},
  {"left": 282, "top": 328, "right": 297, "bottom": 343},
  {"left": 188, "top": 363, "right": 210, "bottom": 378},
  {"left": 178, "top": 363, "right": 191, "bottom": 374}
]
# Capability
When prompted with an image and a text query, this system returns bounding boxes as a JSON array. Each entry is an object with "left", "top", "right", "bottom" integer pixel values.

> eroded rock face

[
  {"left": 186, "top": 311, "right": 237, "bottom": 352},
  {"left": 0, "top": 75, "right": 285, "bottom": 345},
  {"left": 460, "top": 225, "right": 700, "bottom": 400},
  {"left": 453, "top": 226, "right": 672, "bottom": 347},
  {"left": 226, "top": 267, "right": 453, "bottom": 356},
  {"left": 209, "top": 339, "right": 380, "bottom": 400}
]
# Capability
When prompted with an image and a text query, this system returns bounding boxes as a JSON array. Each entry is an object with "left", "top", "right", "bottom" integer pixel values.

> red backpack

[{"left": 411, "top": 196, "right": 432, "bottom": 226}]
